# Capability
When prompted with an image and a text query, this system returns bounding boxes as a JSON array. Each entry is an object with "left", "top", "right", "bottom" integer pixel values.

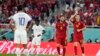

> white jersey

[
  {"left": 12, "top": 11, "right": 32, "bottom": 30},
  {"left": 32, "top": 25, "right": 44, "bottom": 37}
]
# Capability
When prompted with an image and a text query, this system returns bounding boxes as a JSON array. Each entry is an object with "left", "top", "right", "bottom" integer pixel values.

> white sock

[
  {"left": 36, "top": 46, "right": 40, "bottom": 55},
  {"left": 30, "top": 48, "right": 34, "bottom": 54},
  {"left": 15, "top": 48, "right": 21, "bottom": 56},
  {"left": 15, "top": 48, "right": 20, "bottom": 54},
  {"left": 23, "top": 49, "right": 29, "bottom": 56}
]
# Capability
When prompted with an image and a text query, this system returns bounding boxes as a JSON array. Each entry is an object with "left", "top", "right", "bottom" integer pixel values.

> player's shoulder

[
  {"left": 35, "top": 25, "right": 44, "bottom": 29},
  {"left": 16, "top": 12, "right": 29, "bottom": 16},
  {"left": 32, "top": 24, "right": 36, "bottom": 27}
]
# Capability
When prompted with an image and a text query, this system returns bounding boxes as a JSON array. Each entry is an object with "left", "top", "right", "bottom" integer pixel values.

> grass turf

[
  {"left": 0, "top": 54, "right": 56, "bottom": 56},
  {"left": 0, "top": 54, "right": 94, "bottom": 56}
]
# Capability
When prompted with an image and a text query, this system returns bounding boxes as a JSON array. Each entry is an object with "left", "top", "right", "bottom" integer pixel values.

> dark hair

[
  {"left": 35, "top": 19, "right": 40, "bottom": 23},
  {"left": 17, "top": 5, "right": 23, "bottom": 11}
]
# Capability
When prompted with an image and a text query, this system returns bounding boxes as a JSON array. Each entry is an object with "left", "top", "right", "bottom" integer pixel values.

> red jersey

[
  {"left": 55, "top": 21, "right": 68, "bottom": 38},
  {"left": 72, "top": 20, "right": 85, "bottom": 33},
  {"left": 72, "top": 20, "right": 85, "bottom": 42}
]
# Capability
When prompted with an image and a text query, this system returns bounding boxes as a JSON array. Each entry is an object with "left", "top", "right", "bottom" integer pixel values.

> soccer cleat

[
  {"left": 16, "top": 54, "right": 21, "bottom": 56},
  {"left": 23, "top": 50, "right": 29, "bottom": 56}
]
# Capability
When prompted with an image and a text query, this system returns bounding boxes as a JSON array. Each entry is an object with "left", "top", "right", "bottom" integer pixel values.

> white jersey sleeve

[{"left": 40, "top": 25, "right": 45, "bottom": 31}]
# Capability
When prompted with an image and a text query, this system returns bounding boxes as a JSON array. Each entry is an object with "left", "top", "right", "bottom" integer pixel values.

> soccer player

[
  {"left": 31, "top": 20, "right": 45, "bottom": 55},
  {"left": 55, "top": 15, "right": 68, "bottom": 56},
  {"left": 9, "top": 5, "right": 32, "bottom": 56},
  {"left": 70, "top": 10, "right": 86, "bottom": 56}
]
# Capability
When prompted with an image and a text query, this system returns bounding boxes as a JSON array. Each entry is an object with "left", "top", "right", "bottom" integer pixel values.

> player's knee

[
  {"left": 80, "top": 43, "right": 84, "bottom": 47},
  {"left": 63, "top": 46, "right": 66, "bottom": 48},
  {"left": 79, "top": 41, "right": 84, "bottom": 47},
  {"left": 23, "top": 44, "right": 27, "bottom": 48},
  {"left": 74, "top": 42, "right": 78, "bottom": 46}
]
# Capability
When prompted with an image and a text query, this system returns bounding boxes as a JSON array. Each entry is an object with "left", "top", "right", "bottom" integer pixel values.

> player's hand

[
  {"left": 37, "top": 34, "right": 41, "bottom": 37},
  {"left": 77, "top": 29, "right": 81, "bottom": 32},
  {"left": 75, "top": 10, "right": 78, "bottom": 15}
]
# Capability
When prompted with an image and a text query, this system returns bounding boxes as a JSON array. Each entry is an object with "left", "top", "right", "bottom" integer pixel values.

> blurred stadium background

[
  {"left": 0, "top": 0, "right": 100, "bottom": 56},
  {"left": 0, "top": 0, "right": 99, "bottom": 43}
]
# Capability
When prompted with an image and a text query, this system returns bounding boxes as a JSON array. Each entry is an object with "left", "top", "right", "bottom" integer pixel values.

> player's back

[{"left": 12, "top": 12, "right": 31, "bottom": 30}]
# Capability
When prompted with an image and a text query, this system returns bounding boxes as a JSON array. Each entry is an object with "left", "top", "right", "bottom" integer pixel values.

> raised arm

[{"left": 69, "top": 10, "right": 78, "bottom": 22}]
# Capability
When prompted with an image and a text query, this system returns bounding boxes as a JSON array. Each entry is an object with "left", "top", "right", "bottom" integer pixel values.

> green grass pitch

[{"left": 0, "top": 54, "right": 56, "bottom": 56}]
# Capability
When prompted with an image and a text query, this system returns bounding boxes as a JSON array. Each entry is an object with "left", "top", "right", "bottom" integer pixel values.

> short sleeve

[
  {"left": 40, "top": 25, "right": 45, "bottom": 30},
  {"left": 27, "top": 15, "right": 32, "bottom": 21},
  {"left": 8, "top": 15, "right": 13, "bottom": 20},
  {"left": 32, "top": 25, "right": 35, "bottom": 30},
  {"left": 12, "top": 14, "right": 16, "bottom": 21}
]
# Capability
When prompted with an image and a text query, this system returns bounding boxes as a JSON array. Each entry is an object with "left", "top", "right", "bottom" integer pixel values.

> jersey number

[{"left": 19, "top": 17, "right": 25, "bottom": 25}]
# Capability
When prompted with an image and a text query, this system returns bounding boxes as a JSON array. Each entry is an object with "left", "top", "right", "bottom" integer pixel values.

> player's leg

[
  {"left": 36, "top": 45, "right": 41, "bottom": 56},
  {"left": 21, "top": 31, "right": 29, "bottom": 56},
  {"left": 79, "top": 40, "right": 85, "bottom": 56},
  {"left": 56, "top": 38, "right": 62, "bottom": 56},
  {"left": 35, "top": 37, "right": 42, "bottom": 56},
  {"left": 31, "top": 37, "right": 36, "bottom": 55},
  {"left": 62, "top": 40, "right": 67, "bottom": 56},
  {"left": 74, "top": 42, "right": 78, "bottom": 56},
  {"left": 22, "top": 44, "right": 29, "bottom": 56},
  {"left": 62, "top": 46, "right": 66, "bottom": 56},
  {"left": 23, "top": 44, "right": 29, "bottom": 54},
  {"left": 14, "top": 32, "right": 21, "bottom": 56},
  {"left": 56, "top": 44, "right": 61, "bottom": 56},
  {"left": 15, "top": 44, "right": 21, "bottom": 56}
]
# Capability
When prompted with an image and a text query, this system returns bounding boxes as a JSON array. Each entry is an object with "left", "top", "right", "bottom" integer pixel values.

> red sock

[
  {"left": 63, "top": 47, "right": 66, "bottom": 56},
  {"left": 81, "top": 46, "right": 84, "bottom": 54},
  {"left": 57, "top": 47, "right": 60, "bottom": 55},
  {"left": 74, "top": 46, "right": 77, "bottom": 55}
]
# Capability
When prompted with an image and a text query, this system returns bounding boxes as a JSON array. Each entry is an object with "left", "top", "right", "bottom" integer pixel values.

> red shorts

[
  {"left": 55, "top": 37, "right": 67, "bottom": 46},
  {"left": 73, "top": 33, "right": 83, "bottom": 42}
]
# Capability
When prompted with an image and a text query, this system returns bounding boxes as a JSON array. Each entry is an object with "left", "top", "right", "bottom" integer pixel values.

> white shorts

[
  {"left": 14, "top": 29, "right": 27, "bottom": 44},
  {"left": 32, "top": 36, "right": 42, "bottom": 45}
]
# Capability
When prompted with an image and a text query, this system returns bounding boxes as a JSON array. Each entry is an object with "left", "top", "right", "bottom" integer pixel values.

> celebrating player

[
  {"left": 9, "top": 5, "right": 32, "bottom": 56},
  {"left": 55, "top": 15, "right": 68, "bottom": 56},
  {"left": 70, "top": 10, "right": 86, "bottom": 56},
  {"left": 31, "top": 20, "right": 45, "bottom": 55}
]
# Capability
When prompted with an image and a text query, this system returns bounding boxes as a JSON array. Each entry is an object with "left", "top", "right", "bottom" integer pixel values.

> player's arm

[
  {"left": 31, "top": 30, "right": 34, "bottom": 37},
  {"left": 66, "top": 21, "right": 69, "bottom": 41},
  {"left": 9, "top": 19, "right": 15, "bottom": 31},
  {"left": 42, "top": 30, "right": 45, "bottom": 35},
  {"left": 77, "top": 23, "right": 86, "bottom": 32},
  {"left": 38, "top": 26, "right": 46, "bottom": 37},
  {"left": 53, "top": 23, "right": 57, "bottom": 41},
  {"left": 69, "top": 10, "right": 78, "bottom": 22},
  {"left": 26, "top": 20, "right": 34, "bottom": 32},
  {"left": 80, "top": 24, "right": 86, "bottom": 31}
]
